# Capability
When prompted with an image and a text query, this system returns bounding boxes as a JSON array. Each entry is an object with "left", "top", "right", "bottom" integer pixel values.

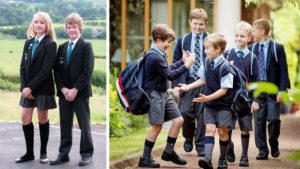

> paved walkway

[
  {"left": 112, "top": 114, "right": 300, "bottom": 169},
  {"left": 0, "top": 121, "right": 106, "bottom": 169}
]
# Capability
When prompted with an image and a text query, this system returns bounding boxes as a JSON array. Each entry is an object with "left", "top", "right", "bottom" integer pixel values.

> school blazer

[
  {"left": 171, "top": 32, "right": 208, "bottom": 88},
  {"left": 54, "top": 38, "right": 94, "bottom": 98},
  {"left": 249, "top": 40, "right": 290, "bottom": 91},
  {"left": 20, "top": 35, "right": 57, "bottom": 96}
]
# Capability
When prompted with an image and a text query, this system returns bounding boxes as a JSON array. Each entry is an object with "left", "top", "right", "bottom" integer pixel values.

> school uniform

[
  {"left": 225, "top": 47, "right": 259, "bottom": 131},
  {"left": 144, "top": 44, "right": 188, "bottom": 125},
  {"left": 20, "top": 34, "right": 57, "bottom": 109},
  {"left": 249, "top": 39, "right": 290, "bottom": 158},
  {"left": 17, "top": 34, "right": 56, "bottom": 163},
  {"left": 171, "top": 32, "right": 208, "bottom": 154},
  {"left": 54, "top": 36, "right": 94, "bottom": 159}
]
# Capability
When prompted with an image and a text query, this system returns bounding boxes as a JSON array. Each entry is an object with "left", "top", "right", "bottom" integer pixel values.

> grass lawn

[
  {"left": 0, "top": 39, "right": 106, "bottom": 76},
  {"left": 110, "top": 127, "right": 178, "bottom": 160},
  {"left": 287, "top": 151, "right": 300, "bottom": 161},
  {"left": 0, "top": 89, "right": 106, "bottom": 124}
]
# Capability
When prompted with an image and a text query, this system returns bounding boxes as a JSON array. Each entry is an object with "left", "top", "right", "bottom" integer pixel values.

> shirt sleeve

[{"left": 221, "top": 73, "right": 234, "bottom": 88}]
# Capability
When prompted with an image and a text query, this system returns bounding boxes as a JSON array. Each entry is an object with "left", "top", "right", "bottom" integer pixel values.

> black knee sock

[
  {"left": 241, "top": 134, "right": 250, "bottom": 156},
  {"left": 143, "top": 139, "right": 155, "bottom": 157},
  {"left": 165, "top": 136, "right": 177, "bottom": 153},
  {"left": 228, "top": 130, "right": 233, "bottom": 149},
  {"left": 204, "top": 136, "right": 215, "bottom": 161},
  {"left": 39, "top": 121, "right": 49, "bottom": 155},
  {"left": 219, "top": 140, "right": 229, "bottom": 160},
  {"left": 22, "top": 123, "right": 34, "bottom": 156}
]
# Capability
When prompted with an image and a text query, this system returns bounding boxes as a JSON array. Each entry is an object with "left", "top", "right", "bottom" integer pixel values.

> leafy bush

[{"left": 91, "top": 70, "right": 106, "bottom": 89}]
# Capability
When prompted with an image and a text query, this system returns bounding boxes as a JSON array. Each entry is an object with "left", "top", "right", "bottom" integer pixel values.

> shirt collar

[
  {"left": 192, "top": 32, "right": 203, "bottom": 40},
  {"left": 260, "top": 38, "right": 270, "bottom": 48},
  {"left": 69, "top": 35, "right": 81, "bottom": 47},
  {"left": 150, "top": 43, "right": 164, "bottom": 56},
  {"left": 234, "top": 46, "right": 250, "bottom": 57},
  {"left": 35, "top": 34, "right": 46, "bottom": 43},
  {"left": 212, "top": 54, "right": 224, "bottom": 63}
]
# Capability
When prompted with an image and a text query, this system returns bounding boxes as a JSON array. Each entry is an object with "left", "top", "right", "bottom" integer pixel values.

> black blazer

[
  {"left": 20, "top": 35, "right": 57, "bottom": 96},
  {"left": 249, "top": 40, "right": 290, "bottom": 91},
  {"left": 171, "top": 32, "right": 208, "bottom": 88},
  {"left": 54, "top": 37, "right": 94, "bottom": 98}
]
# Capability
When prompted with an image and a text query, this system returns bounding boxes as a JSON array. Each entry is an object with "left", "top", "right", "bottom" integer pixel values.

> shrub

[{"left": 91, "top": 70, "right": 106, "bottom": 89}]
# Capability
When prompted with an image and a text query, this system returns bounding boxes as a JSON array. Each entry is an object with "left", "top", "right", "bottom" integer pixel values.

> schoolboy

[
  {"left": 193, "top": 33, "right": 233, "bottom": 169},
  {"left": 224, "top": 21, "right": 259, "bottom": 167},
  {"left": 138, "top": 24, "right": 195, "bottom": 168},
  {"left": 51, "top": 13, "right": 94, "bottom": 166},
  {"left": 250, "top": 18, "right": 290, "bottom": 160},
  {"left": 172, "top": 8, "right": 208, "bottom": 156}
]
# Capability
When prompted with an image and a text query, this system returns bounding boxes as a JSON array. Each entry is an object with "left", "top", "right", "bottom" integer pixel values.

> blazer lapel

[
  {"left": 202, "top": 32, "right": 208, "bottom": 60},
  {"left": 184, "top": 33, "right": 192, "bottom": 51},
  {"left": 30, "top": 36, "right": 47, "bottom": 65},
  {"left": 266, "top": 40, "right": 273, "bottom": 74},
  {"left": 62, "top": 42, "right": 68, "bottom": 69}
]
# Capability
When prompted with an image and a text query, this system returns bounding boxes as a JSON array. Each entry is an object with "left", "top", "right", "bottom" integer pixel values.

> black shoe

[
  {"left": 40, "top": 154, "right": 48, "bottom": 164},
  {"left": 198, "top": 158, "right": 213, "bottom": 169},
  {"left": 49, "top": 155, "right": 70, "bottom": 165},
  {"left": 138, "top": 156, "right": 160, "bottom": 168},
  {"left": 271, "top": 148, "right": 280, "bottom": 158},
  {"left": 197, "top": 150, "right": 205, "bottom": 157},
  {"left": 15, "top": 154, "right": 34, "bottom": 163},
  {"left": 256, "top": 152, "right": 268, "bottom": 160},
  {"left": 183, "top": 138, "right": 193, "bottom": 152},
  {"left": 79, "top": 156, "right": 92, "bottom": 166},
  {"left": 227, "top": 142, "right": 235, "bottom": 162},
  {"left": 217, "top": 159, "right": 228, "bottom": 169},
  {"left": 161, "top": 150, "right": 187, "bottom": 165},
  {"left": 239, "top": 155, "right": 249, "bottom": 167}
]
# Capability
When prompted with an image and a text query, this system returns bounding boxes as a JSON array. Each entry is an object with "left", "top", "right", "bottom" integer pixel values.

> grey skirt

[{"left": 19, "top": 95, "right": 57, "bottom": 110}]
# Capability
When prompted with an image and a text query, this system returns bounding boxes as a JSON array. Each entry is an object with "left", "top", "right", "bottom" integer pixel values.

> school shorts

[
  {"left": 231, "top": 112, "right": 253, "bottom": 131},
  {"left": 204, "top": 107, "right": 232, "bottom": 128},
  {"left": 148, "top": 90, "right": 181, "bottom": 125}
]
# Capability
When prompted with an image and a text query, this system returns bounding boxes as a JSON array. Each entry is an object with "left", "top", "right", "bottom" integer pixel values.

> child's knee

[
  {"left": 218, "top": 127, "right": 229, "bottom": 139},
  {"left": 152, "top": 124, "right": 163, "bottom": 132},
  {"left": 173, "top": 116, "right": 184, "bottom": 127},
  {"left": 241, "top": 130, "right": 249, "bottom": 135}
]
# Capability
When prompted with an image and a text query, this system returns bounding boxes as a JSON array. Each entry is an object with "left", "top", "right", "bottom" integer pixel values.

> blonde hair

[
  {"left": 204, "top": 33, "right": 227, "bottom": 53},
  {"left": 253, "top": 18, "right": 271, "bottom": 35},
  {"left": 151, "top": 24, "right": 176, "bottom": 42},
  {"left": 27, "top": 11, "right": 56, "bottom": 41},
  {"left": 65, "top": 13, "right": 84, "bottom": 33},
  {"left": 235, "top": 21, "right": 253, "bottom": 37},
  {"left": 189, "top": 8, "right": 208, "bottom": 23}
]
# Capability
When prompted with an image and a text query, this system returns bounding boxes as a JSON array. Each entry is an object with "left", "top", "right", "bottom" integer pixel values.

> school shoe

[
  {"left": 271, "top": 148, "right": 280, "bottom": 158},
  {"left": 256, "top": 151, "right": 268, "bottom": 160},
  {"left": 161, "top": 150, "right": 187, "bottom": 165},
  {"left": 138, "top": 156, "right": 160, "bottom": 168},
  {"left": 40, "top": 154, "right": 48, "bottom": 164},
  {"left": 78, "top": 156, "right": 92, "bottom": 166},
  {"left": 198, "top": 158, "right": 213, "bottom": 169},
  {"left": 239, "top": 155, "right": 249, "bottom": 167},
  {"left": 227, "top": 142, "right": 235, "bottom": 162},
  {"left": 197, "top": 149, "right": 205, "bottom": 157},
  {"left": 15, "top": 154, "right": 34, "bottom": 163},
  {"left": 49, "top": 155, "right": 70, "bottom": 165},
  {"left": 217, "top": 159, "right": 228, "bottom": 169},
  {"left": 183, "top": 137, "right": 193, "bottom": 152}
]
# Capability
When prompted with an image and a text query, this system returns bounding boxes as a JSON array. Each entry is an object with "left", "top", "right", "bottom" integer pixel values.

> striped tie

[{"left": 192, "top": 35, "right": 201, "bottom": 79}]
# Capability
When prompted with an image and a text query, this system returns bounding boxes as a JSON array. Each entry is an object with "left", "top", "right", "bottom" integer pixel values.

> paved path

[
  {"left": 113, "top": 114, "right": 300, "bottom": 169},
  {"left": 0, "top": 121, "right": 106, "bottom": 169}
]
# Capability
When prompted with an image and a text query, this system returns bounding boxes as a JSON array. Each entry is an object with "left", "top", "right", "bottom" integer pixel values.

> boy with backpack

[
  {"left": 138, "top": 24, "right": 195, "bottom": 168},
  {"left": 172, "top": 8, "right": 208, "bottom": 156},
  {"left": 224, "top": 21, "right": 259, "bottom": 167},
  {"left": 250, "top": 18, "right": 290, "bottom": 160},
  {"left": 191, "top": 33, "right": 233, "bottom": 169}
]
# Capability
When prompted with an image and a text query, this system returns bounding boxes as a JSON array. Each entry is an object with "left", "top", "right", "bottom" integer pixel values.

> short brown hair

[
  {"left": 65, "top": 13, "right": 84, "bottom": 33},
  {"left": 235, "top": 21, "right": 252, "bottom": 37},
  {"left": 204, "top": 33, "right": 227, "bottom": 53},
  {"left": 253, "top": 18, "right": 271, "bottom": 35},
  {"left": 189, "top": 8, "right": 208, "bottom": 22},
  {"left": 151, "top": 24, "right": 176, "bottom": 42}
]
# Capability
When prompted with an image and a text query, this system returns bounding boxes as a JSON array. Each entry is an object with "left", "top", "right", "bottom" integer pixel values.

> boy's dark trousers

[
  {"left": 254, "top": 94, "right": 280, "bottom": 155},
  {"left": 58, "top": 97, "right": 94, "bottom": 158},
  {"left": 178, "top": 78, "right": 205, "bottom": 152}
]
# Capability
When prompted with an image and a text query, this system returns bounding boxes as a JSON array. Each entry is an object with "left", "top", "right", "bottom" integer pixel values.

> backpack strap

[
  {"left": 271, "top": 39, "right": 278, "bottom": 63},
  {"left": 181, "top": 34, "right": 188, "bottom": 50},
  {"left": 218, "top": 59, "right": 229, "bottom": 80}
]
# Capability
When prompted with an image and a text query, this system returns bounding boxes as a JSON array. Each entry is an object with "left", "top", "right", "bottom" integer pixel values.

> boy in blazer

[
  {"left": 51, "top": 13, "right": 94, "bottom": 166},
  {"left": 250, "top": 18, "right": 290, "bottom": 160},
  {"left": 172, "top": 8, "right": 208, "bottom": 156}
]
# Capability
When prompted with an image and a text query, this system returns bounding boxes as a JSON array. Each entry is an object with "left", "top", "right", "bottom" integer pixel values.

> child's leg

[
  {"left": 143, "top": 124, "right": 162, "bottom": 157},
  {"left": 164, "top": 116, "right": 183, "bottom": 153},
  {"left": 241, "top": 130, "right": 250, "bottom": 156},
  {"left": 204, "top": 124, "right": 217, "bottom": 161},
  {"left": 218, "top": 127, "right": 229, "bottom": 160},
  {"left": 38, "top": 110, "right": 49, "bottom": 159}
]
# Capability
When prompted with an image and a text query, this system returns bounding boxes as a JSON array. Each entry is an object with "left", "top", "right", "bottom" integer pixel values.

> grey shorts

[
  {"left": 231, "top": 112, "right": 253, "bottom": 131},
  {"left": 148, "top": 90, "right": 181, "bottom": 125},
  {"left": 204, "top": 107, "right": 232, "bottom": 128}
]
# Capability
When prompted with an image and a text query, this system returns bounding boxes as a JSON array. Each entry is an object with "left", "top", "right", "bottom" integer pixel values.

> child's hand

[
  {"left": 27, "top": 95, "right": 35, "bottom": 100},
  {"left": 22, "top": 87, "right": 32, "bottom": 98},
  {"left": 172, "top": 87, "right": 181, "bottom": 100},
  {"left": 184, "top": 53, "right": 195, "bottom": 68},
  {"left": 251, "top": 101, "right": 259, "bottom": 113},
  {"left": 66, "top": 88, "right": 78, "bottom": 102},
  {"left": 182, "top": 50, "right": 190, "bottom": 63},
  {"left": 192, "top": 93, "right": 207, "bottom": 103},
  {"left": 178, "top": 83, "right": 189, "bottom": 92}
]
